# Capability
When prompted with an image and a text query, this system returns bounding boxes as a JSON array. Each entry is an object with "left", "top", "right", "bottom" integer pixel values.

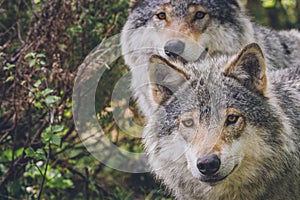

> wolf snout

[
  {"left": 197, "top": 154, "right": 221, "bottom": 175},
  {"left": 164, "top": 39, "right": 185, "bottom": 57}
]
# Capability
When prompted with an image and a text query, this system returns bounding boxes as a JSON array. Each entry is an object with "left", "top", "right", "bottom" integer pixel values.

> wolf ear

[
  {"left": 149, "top": 55, "right": 189, "bottom": 105},
  {"left": 224, "top": 43, "right": 267, "bottom": 95}
]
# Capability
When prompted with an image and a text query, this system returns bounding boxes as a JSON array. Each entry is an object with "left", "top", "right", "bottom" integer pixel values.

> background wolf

[
  {"left": 143, "top": 43, "right": 300, "bottom": 199},
  {"left": 121, "top": 0, "right": 300, "bottom": 118}
]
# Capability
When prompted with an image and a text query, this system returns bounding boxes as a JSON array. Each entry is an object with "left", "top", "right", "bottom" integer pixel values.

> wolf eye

[
  {"left": 225, "top": 114, "right": 239, "bottom": 125},
  {"left": 157, "top": 12, "right": 166, "bottom": 20},
  {"left": 182, "top": 119, "right": 194, "bottom": 128},
  {"left": 194, "top": 11, "right": 206, "bottom": 20}
]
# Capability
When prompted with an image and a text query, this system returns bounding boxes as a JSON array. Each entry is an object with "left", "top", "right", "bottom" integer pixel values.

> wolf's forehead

[
  {"left": 128, "top": 0, "right": 238, "bottom": 29},
  {"left": 168, "top": 0, "right": 237, "bottom": 11},
  {"left": 185, "top": 65, "right": 232, "bottom": 107},
  {"left": 176, "top": 79, "right": 227, "bottom": 111},
  {"left": 153, "top": 0, "right": 233, "bottom": 12},
  {"left": 188, "top": 58, "right": 227, "bottom": 84}
]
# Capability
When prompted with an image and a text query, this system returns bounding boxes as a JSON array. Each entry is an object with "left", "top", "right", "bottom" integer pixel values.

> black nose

[
  {"left": 197, "top": 154, "right": 221, "bottom": 175},
  {"left": 164, "top": 39, "right": 185, "bottom": 57}
]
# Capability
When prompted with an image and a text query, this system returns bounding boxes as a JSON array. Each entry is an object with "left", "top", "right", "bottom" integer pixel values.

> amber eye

[
  {"left": 225, "top": 114, "right": 239, "bottom": 126},
  {"left": 194, "top": 11, "right": 206, "bottom": 20},
  {"left": 157, "top": 12, "right": 166, "bottom": 20},
  {"left": 182, "top": 119, "right": 194, "bottom": 128}
]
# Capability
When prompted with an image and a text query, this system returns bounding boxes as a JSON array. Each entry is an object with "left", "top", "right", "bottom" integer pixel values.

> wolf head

[
  {"left": 129, "top": 0, "right": 242, "bottom": 28},
  {"left": 122, "top": 0, "right": 253, "bottom": 66},
  {"left": 144, "top": 43, "right": 285, "bottom": 187}
]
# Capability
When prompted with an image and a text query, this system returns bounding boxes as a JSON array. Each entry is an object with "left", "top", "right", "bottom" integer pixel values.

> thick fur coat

[
  {"left": 121, "top": 0, "right": 300, "bottom": 117},
  {"left": 143, "top": 43, "right": 300, "bottom": 199}
]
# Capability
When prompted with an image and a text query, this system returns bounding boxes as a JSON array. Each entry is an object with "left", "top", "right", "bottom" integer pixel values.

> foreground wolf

[
  {"left": 143, "top": 43, "right": 300, "bottom": 199},
  {"left": 121, "top": 0, "right": 300, "bottom": 117}
]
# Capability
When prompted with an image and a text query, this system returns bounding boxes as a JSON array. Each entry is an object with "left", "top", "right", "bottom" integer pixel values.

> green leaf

[
  {"left": 52, "top": 125, "right": 64, "bottom": 133},
  {"left": 40, "top": 60, "right": 46, "bottom": 66},
  {"left": 42, "top": 128, "right": 53, "bottom": 144},
  {"left": 24, "top": 52, "right": 35, "bottom": 60},
  {"left": 42, "top": 125, "right": 63, "bottom": 146},
  {"left": 51, "top": 135, "right": 61, "bottom": 146},
  {"left": 0, "top": 149, "right": 12, "bottom": 162},
  {"left": 261, "top": 0, "right": 276, "bottom": 8},
  {"left": 64, "top": 110, "right": 72, "bottom": 118},
  {"left": 15, "top": 147, "right": 24, "bottom": 158},
  {"left": 25, "top": 147, "right": 35, "bottom": 158},
  {"left": 36, "top": 53, "right": 46, "bottom": 58},
  {"left": 25, "top": 147, "right": 46, "bottom": 160},
  {"left": 44, "top": 125, "right": 52, "bottom": 133},
  {"left": 41, "top": 88, "right": 54, "bottom": 96},
  {"left": 24, "top": 163, "right": 37, "bottom": 178},
  {"left": 4, "top": 76, "right": 14, "bottom": 83},
  {"left": 35, "top": 148, "right": 46, "bottom": 160},
  {"left": 34, "top": 80, "right": 42, "bottom": 88},
  {"left": 29, "top": 59, "right": 36, "bottom": 68},
  {"left": 282, "top": 0, "right": 296, "bottom": 8},
  {"left": 4, "top": 63, "right": 15, "bottom": 70},
  {"left": 45, "top": 95, "right": 61, "bottom": 106},
  {"left": 34, "top": 102, "right": 43, "bottom": 109},
  {"left": 48, "top": 176, "right": 74, "bottom": 189},
  {"left": 62, "top": 179, "right": 73, "bottom": 188}
]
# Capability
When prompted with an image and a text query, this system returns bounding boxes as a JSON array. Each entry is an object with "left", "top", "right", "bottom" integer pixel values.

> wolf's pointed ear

[
  {"left": 224, "top": 43, "right": 267, "bottom": 95},
  {"left": 149, "top": 55, "right": 189, "bottom": 105}
]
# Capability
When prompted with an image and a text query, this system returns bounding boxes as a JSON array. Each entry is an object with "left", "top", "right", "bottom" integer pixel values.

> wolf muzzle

[
  {"left": 164, "top": 39, "right": 185, "bottom": 57},
  {"left": 197, "top": 154, "right": 221, "bottom": 175},
  {"left": 164, "top": 39, "right": 208, "bottom": 61}
]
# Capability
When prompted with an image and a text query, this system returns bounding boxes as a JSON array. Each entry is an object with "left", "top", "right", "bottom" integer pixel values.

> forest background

[{"left": 0, "top": 0, "right": 299, "bottom": 199}]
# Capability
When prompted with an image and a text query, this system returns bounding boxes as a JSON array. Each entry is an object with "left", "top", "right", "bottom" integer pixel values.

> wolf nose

[
  {"left": 197, "top": 154, "right": 221, "bottom": 175},
  {"left": 164, "top": 39, "right": 185, "bottom": 57}
]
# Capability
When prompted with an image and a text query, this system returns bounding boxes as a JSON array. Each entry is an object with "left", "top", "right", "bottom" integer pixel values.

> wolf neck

[
  {"left": 253, "top": 24, "right": 300, "bottom": 69},
  {"left": 267, "top": 68, "right": 300, "bottom": 150},
  {"left": 207, "top": 16, "right": 299, "bottom": 70},
  {"left": 205, "top": 11, "right": 255, "bottom": 58}
]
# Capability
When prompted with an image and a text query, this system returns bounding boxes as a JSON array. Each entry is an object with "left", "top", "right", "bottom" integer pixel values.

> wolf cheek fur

[
  {"left": 143, "top": 43, "right": 300, "bottom": 199},
  {"left": 121, "top": 0, "right": 300, "bottom": 118}
]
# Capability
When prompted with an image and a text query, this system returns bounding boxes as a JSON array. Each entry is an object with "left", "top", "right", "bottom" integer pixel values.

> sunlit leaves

[
  {"left": 3, "top": 63, "right": 15, "bottom": 83},
  {"left": 24, "top": 52, "right": 46, "bottom": 69},
  {"left": 25, "top": 147, "right": 46, "bottom": 161},
  {"left": 29, "top": 78, "right": 61, "bottom": 109},
  {"left": 41, "top": 125, "right": 64, "bottom": 146},
  {"left": 261, "top": 0, "right": 296, "bottom": 8}
]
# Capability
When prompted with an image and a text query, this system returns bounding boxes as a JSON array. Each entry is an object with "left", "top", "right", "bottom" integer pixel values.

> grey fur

[
  {"left": 143, "top": 43, "right": 300, "bottom": 199},
  {"left": 121, "top": 0, "right": 300, "bottom": 118}
]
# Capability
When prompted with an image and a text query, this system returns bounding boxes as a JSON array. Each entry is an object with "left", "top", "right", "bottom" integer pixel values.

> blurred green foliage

[
  {"left": 0, "top": 0, "right": 299, "bottom": 199},
  {"left": 247, "top": 0, "right": 300, "bottom": 29}
]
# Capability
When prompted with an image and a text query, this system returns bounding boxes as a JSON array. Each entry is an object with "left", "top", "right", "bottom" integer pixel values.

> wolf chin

[
  {"left": 143, "top": 43, "right": 300, "bottom": 199},
  {"left": 121, "top": 0, "right": 300, "bottom": 118}
]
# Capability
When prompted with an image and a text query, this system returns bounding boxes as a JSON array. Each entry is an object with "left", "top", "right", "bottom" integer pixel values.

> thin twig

[
  {"left": 85, "top": 167, "right": 90, "bottom": 200},
  {"left": 37, "top": 145, "right": 51, "bottom": 200},
  {"left": 16, "top": 19, "right": 25, "bottom": 45}
]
